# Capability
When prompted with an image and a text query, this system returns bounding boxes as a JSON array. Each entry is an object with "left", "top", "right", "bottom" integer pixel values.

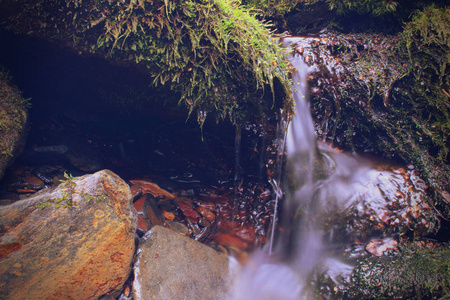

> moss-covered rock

[
  {"left": 0, "top": 68, "right": 28, "bottom": 180},
  {"left": 348, "top": 243, "right": 450, "bottom": 299},
  {"left": 288, "top": 13, "right": 449, "bottom": 217}
]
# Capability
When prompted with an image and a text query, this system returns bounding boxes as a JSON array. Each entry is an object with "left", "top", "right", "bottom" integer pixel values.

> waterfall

[
  {"left": 229, "top": 37, "right": 432, "bottom": 299},
  {"left": 230, "top": 43, "right": 327, "bottom": 299}
]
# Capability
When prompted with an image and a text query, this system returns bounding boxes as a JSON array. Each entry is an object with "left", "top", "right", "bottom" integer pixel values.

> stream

[{"left": 0, "top": 33, "right": 446, "bottom": 299}]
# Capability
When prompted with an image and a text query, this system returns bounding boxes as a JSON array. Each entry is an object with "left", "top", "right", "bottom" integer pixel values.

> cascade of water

[
  {"left": 230, "top": 38, "right": 436, "bottom": 300},
  {"left": 280, "top": 51, "right": 324, "bottom": 281},
  {"left": 230, "top": 46, "right": 323, "bottom": 299},
  {"left": 230, "top": 39, "right": 358, "bottom": 298}
]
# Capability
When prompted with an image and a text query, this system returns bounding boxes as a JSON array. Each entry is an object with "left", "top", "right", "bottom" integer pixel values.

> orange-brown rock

[
  {"left": 0, "top": 170, "right": 137, "bottom": 300},
  {"left": 196, "top": 206, "right": 215, "bottom": 222},
  {"left": 129, "top": 180, "right": 175, "bottom": 201}
]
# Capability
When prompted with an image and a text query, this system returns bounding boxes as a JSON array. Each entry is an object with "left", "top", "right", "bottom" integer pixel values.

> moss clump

[
  {"left": 241, "top": 0, "right": 302, "bottom": 17},
  {"left": 348, "top": 243, "right": 450, "bottom": 299},
  {"left": 401, "top": 5, "right": 450, "bottom": 163},
  {"left": 0, "top": 0, "right": 292, "bottom": 126},
  {"left": 325, "top": 0, "right": 398, "bottom": 15},
  {"left": 0, "top": 67, "right": 29, "bottom": 180}
]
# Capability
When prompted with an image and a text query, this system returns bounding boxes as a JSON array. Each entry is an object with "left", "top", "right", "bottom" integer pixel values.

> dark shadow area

[{"left": 0, "top": 32, "right": 272, "bottom": 192}]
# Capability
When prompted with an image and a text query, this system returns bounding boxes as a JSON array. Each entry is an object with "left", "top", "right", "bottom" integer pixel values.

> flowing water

[{"left": 229, "top": 38, "right": 436, "bottom": 299}]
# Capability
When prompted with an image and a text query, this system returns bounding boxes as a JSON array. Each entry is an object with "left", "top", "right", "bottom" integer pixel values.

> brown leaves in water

[{"left": 129, "top": 180, "right": 175, "bottom": 201}]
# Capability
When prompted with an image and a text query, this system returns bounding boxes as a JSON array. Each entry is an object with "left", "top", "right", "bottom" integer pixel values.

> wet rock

[
  {"left": 133, "top": 225, "right": 231, "bottom": 300},
  {"left": 365, "top": 237, "right": 398, "bottom": 256},
  {"left": 0, "top": 70, "right": 28, "bottom": 181},
  {"left": 129, "top": 180, "right": 175, "bottom": 201},
  {"left": 33, "top": 144, "right": 69, "bottom": 154},
  {"left": 66, "top": 138, "right": 104, "bottom": 172},
  {"left": 196, "top": 205, "right": 216, "bottom": 222},
  {"left": 166, "top": 220, "right": 190, "bottom": 236},
  {"left": 287, "top": 34, "right": 450, "bottom": 211},
  {"left": 133, "top": 194, "right": 162, "bottom": 235},
  {"left": 0, "top": 170, "right": 137, "bottom": 300},
  {"left": 175, "top": 197, "right": 200, "bottom": 220}
]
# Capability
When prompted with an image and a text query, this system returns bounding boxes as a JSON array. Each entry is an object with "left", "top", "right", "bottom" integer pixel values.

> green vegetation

[
  {"left": 311, "top": 243, "right": 450, "bottom": 299},
  {"left": 325, "top": 0, "right": 398, "bottom": 15},
  {"left": 1, "top": 147, "right": 14, "bottom": 158},
  {"left": 0, "top": 69, "right": 28, "bottom": 130},
  {"left": 0, "top": 67, "right": 28, "bottom": 179},
  {"left": 241, "top": 0, "right": 301, "bottom": 17},
  {"left": 1, "top": 0, "right": 292, "bottom": 126},
  {"left": 242, "top": 0, "right": 402, "bottom": 16},
  {"left": 401, "top": 5, "right": 450, "bottom": 163},
  {"left": 348, "top": 243, "right": 450, "bottom": 299},
  {"left": 36, "top": 173, "right": 105, "bottom": 209}
]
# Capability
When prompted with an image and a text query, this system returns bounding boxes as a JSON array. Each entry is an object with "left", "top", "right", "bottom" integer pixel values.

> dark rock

[
  {"left": 66, "top": 137, "right": 104, "bottom": 172},
  {"left": 133, "top": 225, "right": 231, "bottom": 300},
  {"left": 133, "top": 194, "right": 162, "bottom": 236},
  {"left": 0, "top": 170, "right": 137, "bottom": 300}
]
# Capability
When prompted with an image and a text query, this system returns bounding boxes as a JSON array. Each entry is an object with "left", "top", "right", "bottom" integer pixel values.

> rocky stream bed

[
  {"left": 0, "top": 91, "right": 448, "bottom": 299},
  {"left": 0, "top": 4, "right": 449, "bottom": 297}
]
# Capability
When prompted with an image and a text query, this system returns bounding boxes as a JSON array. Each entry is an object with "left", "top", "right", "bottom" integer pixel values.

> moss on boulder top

[
  {"left": 0, "top": 68, "right": 28, "bottom": 180},
  {"left": 0, "top": 0, "right": 292, "bottom": 126}
]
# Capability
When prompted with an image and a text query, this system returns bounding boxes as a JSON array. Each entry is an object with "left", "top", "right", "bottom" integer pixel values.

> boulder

[
  {"left": 0, "top": 169, "right": 137, "bottom": 300},
  {"left": 133, "top": 225, "right": 231, "bottom": 300},
  {"left": 0, "top": 70, "right": 28, "bottom": 181}
]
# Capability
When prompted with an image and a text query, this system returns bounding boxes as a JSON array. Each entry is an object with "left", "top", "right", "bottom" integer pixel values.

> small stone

[
  {"left": 162, "top": 210, "right": 175, "bottom": 220},
  {"left": 196, "top": 206, "right": 215, "bottom": 222},
  {"left": 133, "top": 195, "right": 162, "bottom": 235},
  {"left": 175, "top": 197, "right": 200, "bottom": 220},
  {"left": 365, "top": 238, "right": 398, "bottom": 256}
]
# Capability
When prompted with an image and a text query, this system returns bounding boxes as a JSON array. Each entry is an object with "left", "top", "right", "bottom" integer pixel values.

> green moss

[
  {"left": 1, "top": 0, "right": 293, "bottom": 126},
  {"left": 241, "top": 0, "right": 302, "bottom": 17},
  {"left": 401, "top": 5, "right": 450, "bottom": 163},
  {"left": 348, "top": 243, "right": 450, "bottom": 299},
  {"left": 325, "top": 0, "right": 399, "bottom": 15},
  {"left": 35, "top": 173, "right": 105, "bottom": 209},
  {"left": 0, "top": 67, "right": 28, "bottom": 179},
  {"left": 0, "top": 69, "right": 28, "bottom": 130}
]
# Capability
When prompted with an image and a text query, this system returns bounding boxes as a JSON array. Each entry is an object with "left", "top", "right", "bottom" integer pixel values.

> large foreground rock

[
  {"left": 133, "top": 225, "right": 231, "bottom": 300},
  {"left": 0, "top": 170, "right": 137, "bottom": 300},
  {"left": 0, "top": 70, "right": 28, "bottom": 181}
]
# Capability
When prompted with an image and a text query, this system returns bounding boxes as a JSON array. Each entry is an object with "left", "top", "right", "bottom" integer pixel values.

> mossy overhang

[{"left": 0, "top": 0, "right": 292, "bottom": 126}]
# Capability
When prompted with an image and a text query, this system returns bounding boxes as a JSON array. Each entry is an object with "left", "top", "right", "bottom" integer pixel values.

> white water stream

[{"left": 230, "top": 43, "right": 349, "bottom": 300}]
